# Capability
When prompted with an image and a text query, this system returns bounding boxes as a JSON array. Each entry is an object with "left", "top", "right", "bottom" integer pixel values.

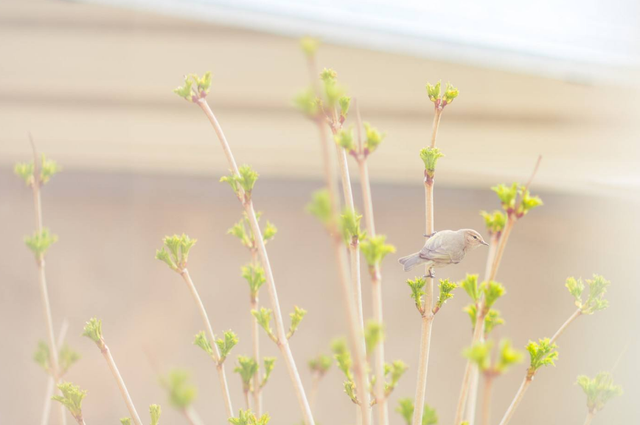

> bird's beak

[{"left": 481, "top": 240, "right": 489, "bottom": 246}]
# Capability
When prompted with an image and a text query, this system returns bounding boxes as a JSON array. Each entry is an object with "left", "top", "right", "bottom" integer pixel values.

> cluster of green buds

[
  {"left": 426, "top": 81, "right": 459, "bottom": 109},
  {"left": 52, "top": 382, "right": 87, "bottom": 423},
  {"left": 229, "top": 409, "right": 271, "bottom": 425},
  {"left": 565, "top": 275, "right": 610, "bottom": 315},
  {"left": 286, "top": 305, "right": 307, "bottom": 339},
  {"left": 320, "top": 68, "right": 349, "bottom": 121},
  {"left": 576, "top": 372, "right": 623, "bottom": 414},
  {"left": 161, "top": 369, "right": 197, "bottom": 410},
  {"left": 340, "top": 208, "right": 366, "bottom": 247},
  {"left": 220, "top": 165, "right": 260, "bottom": 203},
  {"left": 233, "top": 355, "right": 276, "bottom": 396},
  {"left": 464, "top": 339, "right": 523, "bottom": 379},
  {"left": 334, "top": 123, "right": 387, "bottom": 160},
  {"left": 525, "top": 338, "right": 559, "bottom": 379},
  {"left": 228, "top": 212, "right": 277, "bottom": 254},
  {"left": 461, "top": 275, "right": 506, "bottom": 336},
  {"left": 242, "top": 264, "right": 266, "bottom": 300},
  {"left": 396, "top": 398, "right": 438, "bottom": 425},
  {"left": 383, "top": 360, "right": 408, "bottom": 397},
  {"left": 82, "top": 318, "right": 106, "bottom": 351},
  {"left": 360, "top": 235, "right": 396, "bottom": 276},
  {"left": 251, "top": 307, "right": 277, "bottom": 343},
  {"left": 15, "top": 154, "right": 61, "bottom": 187},
  {"left": 331, "top": 338, "right": 357, "bottom": 404},
  {"left": 308, "top": 353, "right": 332, "bottom": 378},
  {"left": 300, "top": 37, "right": 320, "bottom": 58},
  {"left": 420, "top": 147, "right": 445, "bottom": 183},
  {"left": 193, "top": 330, "right": 238, "bottom": 364},
  {"left": 121, "top": 405, "right": 162, "bottom": 425},
  {"left": 480, "top": 210, "right": 507, "bottom": 237},
  {"left": 155, "top": 234, "right": 197, "bottom": 273},
  {"left": 307, "top": 189, "right": 333, "bottom": 230},
  {"left": 492, "top": 183, "right": 543, "bottom": 219},
  {"left": 25, "top": 228, "right": 58, "bottom": 260},
  {"left": 406, "top": 277, "right": 458, "bottom": 316},
  {"left": 173, "top": 72, "right": 212, "bottom": 102},
  {"left": 364, "top": 321, "right": 384, "bottom": 357},
  {"left": 34, "top": 341, "right": 81, "bottom": 377}
]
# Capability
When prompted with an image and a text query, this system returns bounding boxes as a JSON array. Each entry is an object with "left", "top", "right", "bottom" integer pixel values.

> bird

[{"left": 398, "top": 229, "right": 488, "bottom": 275}]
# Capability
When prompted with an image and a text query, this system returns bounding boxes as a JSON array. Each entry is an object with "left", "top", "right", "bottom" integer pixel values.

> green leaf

[
  {"left": 340, "top": 208, "right": 366, "bottom": 244},
  {"left": 156, "top": 234, "right": 197, "bottom": 272},
  {"left": 234, "top": 356, "right": 258, "bottom": 391},
  {"left": 583, "top": 275, "right": 610, "bottom": 315},
  {"left": 320, "top": 68, "right": 345, "bottom": 106},
  {"left": 238, "top": 165, "right": 259, "bottom": 195},
  {"left": 194, "top": 331, "right": 214, "bottom": 356},
  {"left": 82, "top": 317, "right": 103, "bottom": 346},
  {"left": 228, "top": 219, "right": 251, "bottom": 247},
  {"left": 365, "top": 321, "right": 384, "bottom": 356},
  {"left": 426, "top": 81, "right": 441, "bottom": 102},
  {"left": 384, "top": 360, "right": 408, "bottom": 395},
  {"left": 442, "top": 82, "right": 459, "bottom": 104},
  {"left": 496, "top": 339, "right": 524, "bottom": 374},
  {"left": 174, "top": 75, "right": 194, "bottom": 101},
  {"left": 52, "top": 382, "right": 86, "bottom": 420},
  {"left": 339, "top": 96, "right": 351, "bottom": 119},
  {"left": 149, "top": 404, "right": 162, "bottom": 425},
  {"left": 261, "top": 357, "right": 276, "bottom": 388},
  {"left": 407, "top": 276, "right": 427, "bottom": 312},
  {"left": 287, "top": 306, "right": 307, "bottom": 338},
  {"left": 34, "top": 341, "right": 50, "bottom": 372},
  {"left": 216, "top": 331, "right": 239, "bottom": 361},
  {"left": 363, "top": 122, "right": 385, "bottom": 155},
  {"left": 229, "top": 409, "right": 271, "bottom": 425},
  {"left": 308, "top": 354, "right": 332, "bottom": 376},
  {"left": 482, "top": 281, "right": 506, "bottom": 308},
  {"left": 565, "top": 276, "right": 585, "bottom": 306},
  {"left": 242, "top": 264, "right": 266, "bottom": 297},
  {"left": 15, "top": 154, "right": 61, "bottom": 186},
  {"left": 464, "top": 341, "right": 493, "bottom": 372},
  {"left": 120, "top": 418, "right": 132, "bottom": 425},
  {"left": 420, "top": 147, "right": 445, "bottom": 178},
  {"left": 335, "top": 128, "right": 355, "bottom": 152},
  {"left": 422, "top": 404, "right": 438, "bottom": 425},
  {"left": 484, "top": 308, "right": 505, "bottom": 335},
  {"left": 252, "top": 307, "right": 275, "bottom": 341},
  {"left": 526, "top": 338, "right": 559, "bottom": 372},
  {"left": 492, "top": 183, "right": 519, "bottom": 212},
  {"left": 577, "top": 372, "right": 623, "bottom": 413},
  {"left": 344, "top": 380, "right": 358, "bottom": 403},
  {"left": 40, "top": 154, "right": 61, "bottom": 184},
  {"left": 360, "top": 235, "right": 396, "bottom": 267},
  {"left": 435, "top": 279, "right": 457, "bottom": 311},
  {"left": 174, "top": 73, "right": 211, "bottom": 101},
  {"left": 161, "top": 369, "right": 197, "bottom": 409},
  {"left": 14, "top": 161, "right": 35, "bottom": 185},
  {"left": 460, "top": 274, "right": 480, "bottom": 302},
  {"left": 263, "top": 221, "right": 277, "bottom": 243},
  {"left": 395, "top": 398, "right": 437, "bottom": 425},
  {"left": 293, "top": 88, "right": 320, "bottom": 117},
  {"left": 480, "top": 210, "right": 506, "bottom": 235},
  {"left": 331, "top": 338, "right": 353, "bottom": 380},
  {"left": 306, "top": 189, "right": 332, "bottom": 227},
  {"left": 516, "top": 187, "right": 543, "bottom": 217},
  {"left": 58, "top": 343, "right": 81, "bottom": 375},
  {"left": 25, "top": 228, "right": 58, "bottom": 257}
]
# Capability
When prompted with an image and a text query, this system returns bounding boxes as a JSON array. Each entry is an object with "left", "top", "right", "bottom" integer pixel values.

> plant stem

[
  {"left": 497, "top": 377, "right": 532, "bottom": 425},
  {"left": 180, "top": 269, "right": 234, "bottom": 419},
  {"left": 412, "top": 104, "right": 443, "bottom": 425},
  {"left": 583, "top": 411, "right": 595, "bottom": 425},
  {"left": 481, "top": 375, "right": 494, "bottom": 425},
  {"left": 454, "top": 309, "right": 486, "bottom": 424},
  {"left": 99, "top": 341, "right": 142, "bottom": 425},
  {"left": 250, "top": 294, "right": 262, "bottom": 414},
  {"left": 29, "top": 140, "right": 67, "bottom": 425},
  {"left": 41, "top": 320, "right": 69, "bottom": 425},
  {"left": 488, "top": 218, "right": 515, "bottom": 282},
  {"left": 184, "top": 407, "right": 204, "bottom": 425},
  {"left": 196, "top": 99, "right": 315, "bottom": 425},
  {"left": 243, "top": 390, "right": 251, "bottom": 409},
  {"left": 550, "top": 309, "right": 582, "bottom": 345}
]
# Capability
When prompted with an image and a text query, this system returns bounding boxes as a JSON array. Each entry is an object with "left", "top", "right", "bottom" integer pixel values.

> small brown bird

[{"left": 398, "top": 229, "right": 488, "bottom": 275}]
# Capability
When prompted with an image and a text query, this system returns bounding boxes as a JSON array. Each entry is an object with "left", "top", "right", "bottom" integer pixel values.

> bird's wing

[{"left": 419, "top": 232, "right": 453, "bottom": 262}]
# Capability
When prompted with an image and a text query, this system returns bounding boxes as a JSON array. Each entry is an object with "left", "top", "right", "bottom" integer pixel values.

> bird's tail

[{"left": 398, "top": 252, "right": 424, "bottom": 272}]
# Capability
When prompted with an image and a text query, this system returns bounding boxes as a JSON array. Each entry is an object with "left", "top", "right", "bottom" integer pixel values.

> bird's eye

[{"left": 473, "top": 236, "right": 478, "bottom": 239}]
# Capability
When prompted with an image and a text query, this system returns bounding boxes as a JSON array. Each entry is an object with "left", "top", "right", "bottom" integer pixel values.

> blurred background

[{"left": 1, "top": 0, "right": 639, "bottom": 424}]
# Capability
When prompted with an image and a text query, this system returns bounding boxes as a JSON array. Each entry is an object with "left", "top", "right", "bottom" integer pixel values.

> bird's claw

[
  {"left": 423, "top": 270, "right": 435, "bottom": 279},
  {"left": 423, "top": 231, "right": 437, "bottom": 238}
]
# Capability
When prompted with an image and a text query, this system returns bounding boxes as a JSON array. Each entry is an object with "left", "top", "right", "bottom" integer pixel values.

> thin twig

[
  {"left": 100, "top": 342, "right": 143, "bottom": 425},
  {"left": 481, "top": 375, "right": 494, "bottom": 425},
  {"left": 583, "top": 411, "right": 595, "bottom": 425},
  {"left": 196, "top": 99, "right": 315, "bottom": 425},
  {"left": 180, "top": 269, "right": 234, "bottom": 419},
  {"left": 497, "top": 376, "right": 531, "bottom": 425},
  {"left": 29, "top": 136, "right": 67, "bottom": 425},
  {"left": 41, "top": 320, "right": 69, "bottom": 425},
  {"left": 550, "top": 309, "right": 582, "bottom": 345}
]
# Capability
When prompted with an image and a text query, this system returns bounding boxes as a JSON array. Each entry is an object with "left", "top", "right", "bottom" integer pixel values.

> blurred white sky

[{"left": 82, "top": 0, "right": 640, "bottom": 82}]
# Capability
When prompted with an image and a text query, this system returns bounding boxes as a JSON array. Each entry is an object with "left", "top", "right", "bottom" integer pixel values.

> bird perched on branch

[{"left": 398, "top": 229, "right": 488, "bottom": 275}]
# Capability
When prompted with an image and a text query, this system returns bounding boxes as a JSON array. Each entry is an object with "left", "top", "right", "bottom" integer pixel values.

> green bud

[
  {"left": 120, "top": 418, "right": 132, "bottom": 425},
  {"left": 340, "top": 208, "right": 366, "bottom": 244},
  {"left": 229, "top": 409, "right": 271, "bottom": 425},
  {"left": 420, "top": 147, "right": 445, "bottom": 178},
  {"left": 442, "top": 82, "right": 459, "bottom": 104},
  {"left": 516, "top": 187, "right": 543, "bottom": 217},
  {"left": 384, "top": 360, "right": 408, "bottom": 395},
  {"left": 308, "top": 354, "right": 332, "bottom": 376},
  {"left": 174, "top": 72, "right": 212, "bottom": 102},
  {"left": 396, "top": 398, "right": 437, "bottom": 425},
  {"left": 228, "top": 219, "right": 251, "bottom": 248},
  {"left": 242, "top": 264, "right": 266, "bottom": 297},
  {"left": 59, "top": 343, "right": 81, "bottom": 376},
  {"left": 34, "top": 341, "right": 51, "bottom": 372},
  {"left": 407, "top": 276, "right": 427, "bottom": 313},
  {"left": 194, "top": 331, "right": 214, "bottom": 357},
  {"left": 25, "top": 228, "right": 58, "bottom": 257},
  {"left": 426, "top": 81, "right": 441, "bottom": 102},
  {"left": 15, "top": 154, "right": 61, "bottom": 186},
  {"left": 526, "top": 338, "right": 559, "bottom": 373},
  {"left": 480, "top": 210, "right": 506, "bottom": 235},
  {"left": 14, "top": 161, "right": 35, "bottom": 186},
  {"left": 344, "top": 380, "right": 358, "bottom": 404},
  {"left": 460, "top": 274, "right": 480, "bottom": 302},
  {"left": 161, "top": 369, "right": 197, "bottom": 409},
  {"left": 306, "top": 189, "right": 332, "bottom": 227},
  {"left": 583, "top": 275, "right": 610, "bottom": 314},
  {"left": 331, "top": 338, "right": 353, "bottom": 380},
  {"left": 263, "top": 221, "right": 277, "bottom": 243},
  {"left": 496, "top": 339, "right": 524, "bottom": 374},
  {"left": 482, "top": 281, "right": 506, "bottom": 309},
  {"left": 339, "top": 96, "right": 351, "bottom": 119},
  {"left": 234, "top": 356, "right": 258, "bottom": 391},
  {"left": 320, "top": 68, "right": 337, "bottom": 84},
  {"left": 464, "top": 341, "right": 492, "bottom": 372},
  {"left": 363, "top": 122, "right": 385, "bottom": 155},
  {"left": 484, "top": 308, "right": 505, "bottom": 335},
  {"left": 335, "top": 128, "right": 355, "bottom": 152},
  {"left": 82, "top": 318, "right": 103, "bottom": 346},
  {"left": 365, "top": 321, "right": 384, "bottom": 356},
  {"left": 220, "top": 165, "right": 259, "bottom": 199},
  {"left": 492, "top": 183, "right": 519, "bottom": 212},
  {"left": 300, "top": 37, "right": 320, "bottom": 57},
  {"left": 435, "top": 278, "right": 457, "bottom": 312},
  {"left": 577, "top": 372, "right": 623, "bottom": 413},
  {"left": 287, "top": 306, "right": 307, "bottom": 339},
  {"left": 293, "top": 88, "right": 320, "bottom": 117},
  {"left": 52, "top": 382, "right": 86, "bottom": 421},
  {"left": 155, "top": 234, "right": 197, "bottom": 272},
  {"left": 252, "top": 307, "right": 276, "bottom": 342},
  {"left": 360, "top": 235, "right": 396, "bottom": 267},
  {"left": 565, "top": 276, "right": 585, "bottom": 305},
  {"left": 216, "top": 330, "right": 239, "bottom": 361},
  {"left": 261, "top": 357, "right": 276, "bottom": 388},
  {"left": 149, "top": 404, "right": 162, "bottom": 425}
]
